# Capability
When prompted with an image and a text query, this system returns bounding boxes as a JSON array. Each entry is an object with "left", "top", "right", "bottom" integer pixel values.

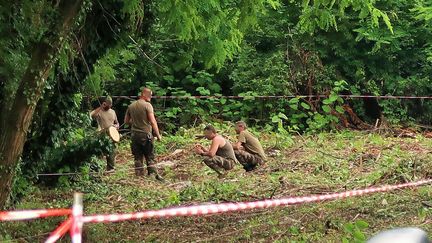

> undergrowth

[{"left": 1, "top": 128, "right": 432, "bottom": 242}]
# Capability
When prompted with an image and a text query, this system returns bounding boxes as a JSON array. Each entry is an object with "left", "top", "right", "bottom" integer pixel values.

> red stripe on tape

[
  {"left": 0, "top": 209, "right": 71, "bottom": 221},
  {"left": 45, "top": 217, "right": 73, "bottom": 243},
  {"left": 81, "top": 179, "right": 432, "bottom": 223}
]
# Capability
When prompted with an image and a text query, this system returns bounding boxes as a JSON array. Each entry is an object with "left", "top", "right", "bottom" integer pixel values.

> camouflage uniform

[
  {"left": 202, "top": 137, "right": 238, "bottom": 175},
  {"left": 106, "top": 144, "right": 116, "bottom": 171},
  {"left": 234, "top": 150, "right": 264, "bottom": 171},
  {"left": 235, "top": 130, "right": 266, "bottom": 172},
  {"left": 131, "top": 131, "right": 157, "bottom": 176},
  {"left": 203, "top": 156, "right": 235, "bottom": 175}
]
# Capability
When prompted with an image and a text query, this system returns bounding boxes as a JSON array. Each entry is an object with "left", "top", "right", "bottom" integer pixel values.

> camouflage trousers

[
  {"left": 105, "top": 144, "right": 116, "bottom": 171},
  {"left": 234, "top": 150, "right": 264, "bottom": 171},
  {"left": 131, "top": 131, "right": 158, "bottom": 176},
  {"left": 203, "top": 156, "right": 235, "bottom": 175}
]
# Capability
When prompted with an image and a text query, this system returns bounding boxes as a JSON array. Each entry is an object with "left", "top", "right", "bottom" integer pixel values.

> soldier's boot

[
  {"left": 147, "top": 165, "right": 164, "bottom": 181},
  {"left": 134, "top": 160, "right": 144, "bottom": 176}
]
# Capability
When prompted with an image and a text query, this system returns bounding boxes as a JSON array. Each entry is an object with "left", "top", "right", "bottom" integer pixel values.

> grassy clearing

[{"left": 1, "top": 127, "right": 432, "bottom": 242}]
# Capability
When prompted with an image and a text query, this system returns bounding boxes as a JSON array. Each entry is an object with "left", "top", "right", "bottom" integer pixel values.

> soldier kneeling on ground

[
  {"left": 194, "top": 125, "right": 238, "bottom": 178},
  {"left": 233, "top": 121, "right": 267, "bottom": 172}
]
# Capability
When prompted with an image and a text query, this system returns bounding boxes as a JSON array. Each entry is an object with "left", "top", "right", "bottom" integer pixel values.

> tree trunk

[{"left": 0, "top": 0, "right": 83, "bottom": 209}]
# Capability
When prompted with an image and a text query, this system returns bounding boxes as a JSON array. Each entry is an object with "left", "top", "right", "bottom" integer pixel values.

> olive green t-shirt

[
  {"left": 238, "top": 130, "right": 267, "bottom": 160},
  {"left": 126, "top": 99, "right": 154, "bottom": 133},
  {"left": 216, "top": 138, "right": 238, "bottom": 163},
  {"left": 90, "top": 108, "right": 117, "bottom": 131}
]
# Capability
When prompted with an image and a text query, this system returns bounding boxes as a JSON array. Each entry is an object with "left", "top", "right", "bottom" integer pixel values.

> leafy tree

[{"left": 0, "top": 0, "right": 84, "bottom": 208}]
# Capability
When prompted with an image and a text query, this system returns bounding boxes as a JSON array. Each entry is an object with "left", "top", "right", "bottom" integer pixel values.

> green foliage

[
  {"left": 120, "top": 0, "right": 145, "bottom": 28},
  {"left": 298, "top": 0, "right": 393, "bottom": 33},
  {"left": 71, "top": 0, "right": 432, "bottom": 132},
  {"left": 84, "top": 46, "right": 137, "bottom": 96},
  {"left": 262, "top": 80, "right": 347, "bottom": 134},
  {"left": 156, "top": 0, "right": 274, "bottom": 70},
  {"left": 306, "top": 80, "right": 347, "bottom": 132},
  {"left": 225, "top": 0, "right": 432, "bottom": 127},
  {"left": 10, "top": 160, "right": 35, "bottom": 205},
  {"left": 12, "top": 92, "right": 110, "bottom": 200},
  {"left": 40, "top": 129, "right": 112, "bottom": 175},
  {"left": 269, "top": 112, "right": 295, "bottom": 148},
  {"left": 413, "top": 4, "right": 432, "bottom": 23},
  {"left": 342, "top": 220, "right": 369, "bottom": 243}
]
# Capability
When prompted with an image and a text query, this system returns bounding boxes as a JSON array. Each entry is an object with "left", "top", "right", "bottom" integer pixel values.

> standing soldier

[
  {"left": 233, "top": 121, "right": 266, "bottom": 171},
  {"left": 194, "top": 125, "right": 238, "bottom": 177},
  {"left": 90, "top": 96, "right": 119, "bottom": 172},
  {"left": 124, "top": 88, "right": 163, "bottom": 181}
]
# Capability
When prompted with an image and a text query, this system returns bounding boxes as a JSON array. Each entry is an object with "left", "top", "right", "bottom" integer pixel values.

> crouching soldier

[
  {"left": 194, "top": 125, "right": 238, "bottom": 177},
  {"left": 233, "top": 121, "right": 266, "bottom": 171}
]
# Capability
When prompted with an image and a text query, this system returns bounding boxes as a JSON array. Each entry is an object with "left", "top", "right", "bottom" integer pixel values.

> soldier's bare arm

[
  {"left": 233, "top": 141, "right": 242, "bottom": 150},
  {"left": 113, "top": 113, "right": 120, "bottom": 129},
  {"left": 90, "top": 107, "right": 101, "bottom": 119},
  {"left": 124, "top": 109, "right": 131, "bottom": 124},
  {"left": 147, "top": 110, "right": 161, "bottom": 140},
  {"left": 202, "top": 137, "right": 222, "bottom": 157}
]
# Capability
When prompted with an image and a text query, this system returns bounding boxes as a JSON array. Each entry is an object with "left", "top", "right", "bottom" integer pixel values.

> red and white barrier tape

[
  {"left": 81, "top": 179, "right": 432, "bottom": 223},
  {"left": 1, "top": 179, "right": 430, "bottom": 242},
  {"left": 104, "top": 95, "right": 432, "bottom": 100},
  {"left": 0, "top": 209, "right": 71, "bottom": 221},
  {"left": 45, "top": 217, "right": 73, "bottom": 243},
  {"left": 70, "top": 193, "right": 83, "bottom": 243}
]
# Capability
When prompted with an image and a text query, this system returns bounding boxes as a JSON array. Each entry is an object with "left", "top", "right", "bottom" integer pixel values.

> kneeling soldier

[
  {"left": 233, "top": 121, "right": 266, "bottom": 171},
  {"left": 194, "top": 125, "right": 238, "bottom": 177}
]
